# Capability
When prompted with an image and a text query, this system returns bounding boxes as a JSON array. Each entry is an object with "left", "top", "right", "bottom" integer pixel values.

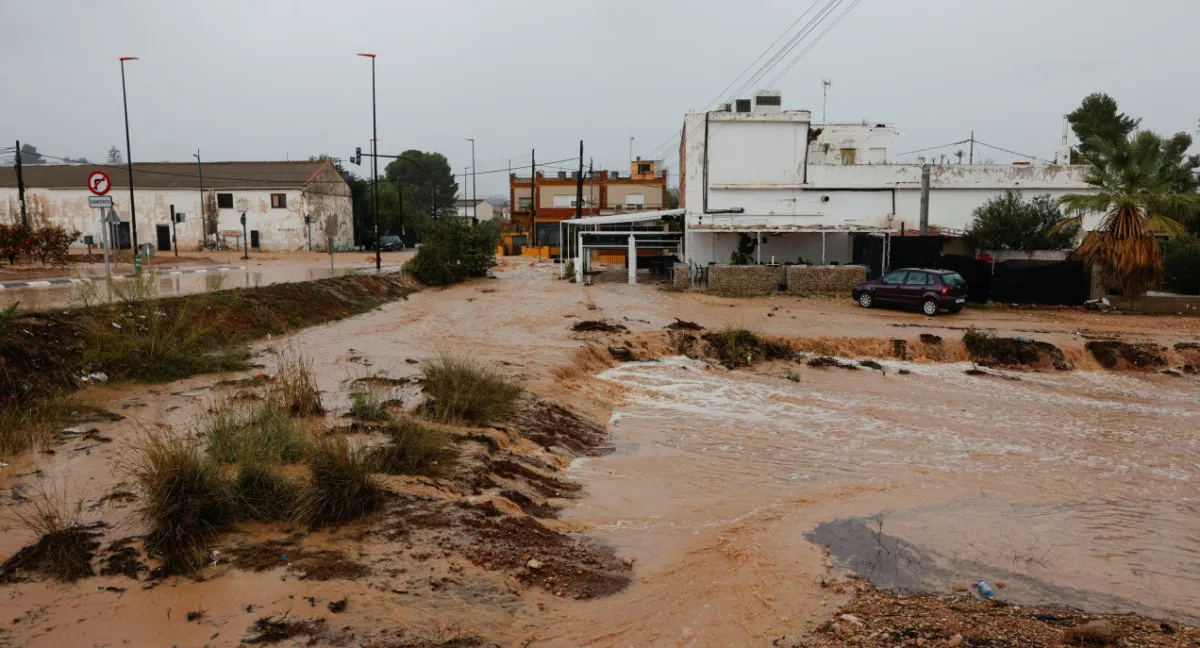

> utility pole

[
  {"left": 628, "top": 136, "right": 633, "bottom": 163},
  {"left": 193, "top": 150, "right": 205, "bottom": 248},
  {"left": 170, "top": 204, "right": 178, "bottom": 256},
  {"left": 575, "top": 141, "right": 584, "bottom": 223},
  {"left": 530, "top": 149, "right": 537, "bottom": 246},
  {"left": 14, "top": 140, "right": 26, "bottom": 228},
  {"left": 357, "top": 52, "right": 380, "bottom": 271},
  {"left": 119, "top": 57, "right": 140, "bottom": 261},
  {"left": 394, "top": 179, "right": 405, "bottom": 241},
  {"left": 466, "top": 138, "right": 477, "bottom": 224},
  {"left": 968, "top": 131, "right": 974, "bottom": 165}
]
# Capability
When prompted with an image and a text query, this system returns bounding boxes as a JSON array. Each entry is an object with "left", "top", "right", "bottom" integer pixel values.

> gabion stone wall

[
  {"left": 672, "top": 264, "right": 690, "bottom": 290},
  {"left": 785, "top": 265, "right": 867, "bottom": 295},
  {"left": 707, "top": 265, "right": 787, "bottom": 294}
]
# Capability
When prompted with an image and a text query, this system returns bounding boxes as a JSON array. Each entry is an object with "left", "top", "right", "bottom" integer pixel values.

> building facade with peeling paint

[
  {"left": 0, "top": 160, "right": 354, "bottom": 252},
  {"left": 680, "top": 91, "right": 1099, "bottom": 270}
]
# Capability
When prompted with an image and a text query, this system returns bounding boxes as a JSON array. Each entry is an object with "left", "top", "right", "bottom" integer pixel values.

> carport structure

[{"left": 560, "top": 209, "right": 684, "bottom": 284}]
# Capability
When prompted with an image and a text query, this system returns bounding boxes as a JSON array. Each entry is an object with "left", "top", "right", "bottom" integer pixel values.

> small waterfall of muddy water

[{"left": 533, "top": 357, "right": 1199, "bottom": 646}]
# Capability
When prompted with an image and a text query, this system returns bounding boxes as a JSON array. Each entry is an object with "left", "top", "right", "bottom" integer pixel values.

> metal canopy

[{"left": 560, "top": 209, "right": 683, "bottom": 226}]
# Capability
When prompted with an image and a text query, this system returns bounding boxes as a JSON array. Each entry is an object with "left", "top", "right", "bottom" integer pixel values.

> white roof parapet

[{"left": 560, "top": 209, "right": 684, "bottom": 226}]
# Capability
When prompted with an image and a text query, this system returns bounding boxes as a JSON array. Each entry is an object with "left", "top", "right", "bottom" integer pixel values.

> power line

[
  {"left": 895, "top": 140, "right": 971, "bottom": 157},
  {"left": 724, "top": 0, "right": 847, "bottom": 105},
  {"left": 762, "top": 0, "right": 865, "bottom": 90},
  {"left": 973, "top": 139, "right": 1053, "bottom": 164}
]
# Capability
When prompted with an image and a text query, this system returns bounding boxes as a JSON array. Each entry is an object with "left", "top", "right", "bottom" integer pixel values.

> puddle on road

[{"left": 537, "top": 356, "right": 1200, "bottom": 644}]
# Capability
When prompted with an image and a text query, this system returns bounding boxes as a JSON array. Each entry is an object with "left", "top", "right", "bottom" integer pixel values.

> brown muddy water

[
  {"left": 2, "top": 259, "right": 1199, "bottom": 647},
  {"left": 537, "top": 357, "right": 1199, "bottom": 645}
]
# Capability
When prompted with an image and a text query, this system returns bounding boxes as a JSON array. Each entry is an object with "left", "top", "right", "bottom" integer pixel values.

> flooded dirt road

[
  {"left": 537, "top": 357, "right": 1198, "bottom": 645},
  {"left": 2, "top": 258, "right": 1198, "bottom": 647}
]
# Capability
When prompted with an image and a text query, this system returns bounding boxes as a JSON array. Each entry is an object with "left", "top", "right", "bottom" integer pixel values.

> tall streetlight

[
  {"left": 465, "top": 138, "right": 477, "bottom": 223},
  {"left": 119, "top": 56, "right": 140, "bottom": 266},
  {"left": 357, "top": 52, "right": 380, "bottom": 271},
  {"left": 192, "top": 150, "right": 205, "bottom": 249}
]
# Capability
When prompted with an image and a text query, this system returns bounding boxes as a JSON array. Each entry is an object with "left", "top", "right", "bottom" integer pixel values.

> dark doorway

[
  {"left": 852, "top": 234, "right": 885, "bottom": 279},
  {"left": 511, "top": 235, "right": 526, "bottom": 256},
  {"left": 156, "top": 224, "right": 171, "bottom": 252},
  {"left": 117, "top": 222, "right": 132, "bottom": 250},
  {"left": 250, "top": 230, "right": 260, "bottom": 249}
]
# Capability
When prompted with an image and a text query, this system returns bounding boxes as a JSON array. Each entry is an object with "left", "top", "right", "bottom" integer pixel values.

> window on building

[
  {"left": 840, "top": 149, "right": 857, "bottom": 165},
  {"left": 173, "top": 212, "right": 185, "bottom": 223},
  {"left": 217, "top": 193, "right": 234, "bottom": 208},
  {"left": 624, "top": 193, "right": 645, "bottom": 209},
  {"left": 517, "top": 197, "right": 532, "bottom": 210},
  {"left": 271, "top": 193, "right": 287, "bottom": 208},
  {"left": 637, "top": 163, "right": 651, "bottom": 175},
  {"left": 552, "top": 194, "right": 576, "bottom": 208}
]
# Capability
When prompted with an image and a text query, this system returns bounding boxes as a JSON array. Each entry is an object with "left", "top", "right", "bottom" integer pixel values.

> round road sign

[{"left": 87, "top": 170, "right": 112, "bottom": 196}]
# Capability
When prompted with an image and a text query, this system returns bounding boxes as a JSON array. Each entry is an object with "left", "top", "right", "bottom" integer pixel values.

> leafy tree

[
  {"left": 966, "top": 190, "right": 1079, "bottom": 252},
  {"left": 19, "top": 144, "right": 44, "bottom": 165},
  {"left": 384, "top": 150, "right": 459, "bottom": 221},
  {"left": 107, "top": 146, "right": 124, "bottom": 164},
  {"left": 1162, "top": 237, "right": 1200, "bottom": 295},
  {"left": 0, "top": 225, "right": 34, "bottom": 264},
  {"left": 405, "top": 219, "right": 499, "bottom": 286},
  {"left": 32, "top": 226, "right": 81, "bottom": 264},
  {"left": 664, "top": 187, "right": 680, "bottom": 209},
  {"left": 1067, "top": 93, "right": 1140, "bottom": 163},
  {"left": 1058, "top": 134, "right": 1200, "bottom": 299}
]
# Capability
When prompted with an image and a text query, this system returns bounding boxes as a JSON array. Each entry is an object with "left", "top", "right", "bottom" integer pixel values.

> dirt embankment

[{"left": 0, "top": 273, "right": 421, "bottom": 411}]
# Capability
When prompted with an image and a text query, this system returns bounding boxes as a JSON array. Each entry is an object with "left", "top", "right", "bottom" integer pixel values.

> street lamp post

[
  {"left": 119, "top": 56, "right": 140, "bottom": 269},
  {"left": 465, "top": 138, "right": 477, "bottom": 223},
  {"left": 357, "top": 53, "right": 381, "bottom": 272}
]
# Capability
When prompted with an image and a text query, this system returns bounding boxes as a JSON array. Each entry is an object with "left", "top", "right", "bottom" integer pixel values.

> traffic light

[{"left": 352, "top": 147, "right": 362, "bottom": 165}]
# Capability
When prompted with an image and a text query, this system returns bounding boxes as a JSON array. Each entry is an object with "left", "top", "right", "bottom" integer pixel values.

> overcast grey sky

[{"left": 3, "top": 0, "right": 1197, "bottom": 198}]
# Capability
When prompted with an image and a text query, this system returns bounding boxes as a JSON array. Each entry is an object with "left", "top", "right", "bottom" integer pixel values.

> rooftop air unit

[
  {"left": 735, "top": 99, "right": 752, "bottom": 113},
  {"left": 754, "top": 90, "right": 782, "bottom": 113}
]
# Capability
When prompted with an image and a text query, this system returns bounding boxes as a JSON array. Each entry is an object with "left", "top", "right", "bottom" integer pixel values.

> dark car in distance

[
  {"left": 378, "top": 235, "right": 404, "bottom": 251},
  {"left": 852, "top": 268, "right": 969, "bottom": 316}
]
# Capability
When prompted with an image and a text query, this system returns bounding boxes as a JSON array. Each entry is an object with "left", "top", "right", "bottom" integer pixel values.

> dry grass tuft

[
  {"left": 3, "top": 487, "right": 99, "bottom": 582},
  {"left": 420, "top": 354, "right": 521, "bottom": 425},
  {"left": 270, "top": 352, "right": 324, "bottom": 417},
  {"left": 371, "top": 418, "right": 458, "bottom": 477},
  {"left": 701, "top": 327, "right": 792, "bottom": 368},
  {"left": 232, "top": 461, "right": 302, "bottom": 522},
  {"left": 133, "top": 433, "right": 235, "bottom": 575},
  {"left": 297, "top": 437, "right": 385, "bottom": 527},
  {"left": 204, "top": 401, "right": 310, "bottom": 465}
]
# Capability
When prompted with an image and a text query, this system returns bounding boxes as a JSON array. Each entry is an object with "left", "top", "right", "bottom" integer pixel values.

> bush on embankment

[
  {"left": 404, "top": 219, "right": 499, "bottom": 286},
  {"left": 0, "top": 273, "right": 419, "bottom": 455}
]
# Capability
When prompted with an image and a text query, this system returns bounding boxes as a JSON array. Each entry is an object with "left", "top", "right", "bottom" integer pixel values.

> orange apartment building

[{"left": 507, "top": 159, "right": 668, "bottom": 250}]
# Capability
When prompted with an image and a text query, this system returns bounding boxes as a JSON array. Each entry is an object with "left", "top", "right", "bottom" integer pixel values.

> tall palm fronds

[{"left": 1057, "top": 133, "right": 1200, "bottom": 298}]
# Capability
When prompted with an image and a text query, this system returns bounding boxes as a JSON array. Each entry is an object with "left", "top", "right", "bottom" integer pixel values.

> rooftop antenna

[{"left": 822, "top": 79, "right": 833, "bottom": 123}]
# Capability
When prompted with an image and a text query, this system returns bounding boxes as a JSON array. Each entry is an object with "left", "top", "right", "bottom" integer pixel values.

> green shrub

[
  {"left": 204, "top": 402, "right": 309, "bottom": 465},
  {"left": 133, "top": 434, "right": 235, "bottom": 575},
  {"left": 420, "top": 353, "right": 521, "bottom": 425},
  {"left": 348, "top": 385, "right": 389, "bottom": 422},
  {"left": 701, "top": 328, "right": 792, "bottom": 368},
  {"left": 371, "top": 418, "right": 458, "bottom": 476},
  {"left": 297, "top": 437, "right": 385, "bottom": 527},
  {"left": 405, "top": 219, "right": 499, "bottom": 286},
  {"left": 1162, "top": 237, "right": 1200, "bottom": 295},
  {"left": 232, "top": 462, "right": 301, "bottom": 522}
]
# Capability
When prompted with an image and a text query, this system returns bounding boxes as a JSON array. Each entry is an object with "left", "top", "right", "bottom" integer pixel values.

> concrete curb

[{"left": 0, "top": 266, "right": 247, "bottom": 290}]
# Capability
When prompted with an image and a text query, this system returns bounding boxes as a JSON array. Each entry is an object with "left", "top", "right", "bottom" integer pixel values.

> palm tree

[{"left": 1057, "top": 133, "right": 1200, "bottom": 299}]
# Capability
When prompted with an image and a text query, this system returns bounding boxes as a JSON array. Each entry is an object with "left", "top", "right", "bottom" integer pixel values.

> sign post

[
  {"left": 102, "top": 209, "right": 121, "bottom": 302},
  {"left": 240, "top": 212, "right": 248, "bottom": 260},
  {"left": 87, "top": 171, "right": 116, "bottom": 295}
]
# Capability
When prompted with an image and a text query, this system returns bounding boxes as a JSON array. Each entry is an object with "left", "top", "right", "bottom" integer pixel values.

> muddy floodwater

[{"left": 535, "top": 357, "right": 1199, "bottom": 645}]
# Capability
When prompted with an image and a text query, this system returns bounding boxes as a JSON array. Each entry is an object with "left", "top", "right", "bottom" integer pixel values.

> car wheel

[
  {"left": 921, "top": 299, "right": 939, "bottom": 316},
  {"left": 858, "top": 293, "right": 873, "bottom": 308}
]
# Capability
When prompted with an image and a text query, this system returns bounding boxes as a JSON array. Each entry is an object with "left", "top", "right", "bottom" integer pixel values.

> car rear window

[{"left": 941, "top": 272, "right": 967, "bottom": 287}]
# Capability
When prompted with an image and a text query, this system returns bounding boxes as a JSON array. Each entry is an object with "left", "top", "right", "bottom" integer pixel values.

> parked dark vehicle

[
  {"left": 378, "top": 235, "right": 404, "bottom": 251},
  {"left": 852, "top": 268, "right": 969, "bottom": 316}
]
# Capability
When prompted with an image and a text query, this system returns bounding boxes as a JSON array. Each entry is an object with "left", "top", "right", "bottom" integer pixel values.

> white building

[
  {"left": 680, "top": 91, "right": 1096, "bottom": 270},
  {"left": 0, "top": 160, "right": 355, "bottom": 252},
  {"left": 455, "top": 199, "right": 494, "bottom": 221}
]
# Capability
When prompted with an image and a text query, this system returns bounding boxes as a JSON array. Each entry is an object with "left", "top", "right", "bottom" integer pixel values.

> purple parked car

[{"left": 852, "top": 268, "right": 969, "bottom": 316}]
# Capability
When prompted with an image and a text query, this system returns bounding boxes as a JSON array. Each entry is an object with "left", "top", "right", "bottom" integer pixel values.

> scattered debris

[
  {"left": 327, "top": 598, "right": 347, "bottom": 613},
  {"left": 607, "top": 346, "right": 633, "bottom": 361},
  {"left": 858, "top": 360, "right": 884, "bottom": 372},
  {"left": 665, "top": 318, "right": 704, "bottom": 331},
  {"left": 571, "top": 320, "right": 628, "bottom": 333}
]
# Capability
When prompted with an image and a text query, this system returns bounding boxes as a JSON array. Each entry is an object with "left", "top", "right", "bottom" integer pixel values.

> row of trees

[
  {"left": 965, "top": 92, "right": 1200, "bottom": 297},
  {"left": 0, "top": 225, "right": 81, "bottom": 265}
]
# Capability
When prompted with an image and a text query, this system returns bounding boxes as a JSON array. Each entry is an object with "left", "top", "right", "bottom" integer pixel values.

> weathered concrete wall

[
  {"left": 1127, "top": 294, "right": 1200, "bottom": 315},
  {"left": 808, "top": 123, "right": 896, "bottom": 165},
  {"left": 0, "top": 171, "right": 353, "bottom": 252},
  {"left": 708, "top": 265, "right": 786, "bottom": 294},
  {"left": 786, "top": 264, "right": 867, "bottom": 295}
]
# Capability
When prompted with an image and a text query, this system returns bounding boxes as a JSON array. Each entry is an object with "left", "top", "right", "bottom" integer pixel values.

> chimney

[{"left": 1060, "top": 115, "right": 1072, "bottom": 165}]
